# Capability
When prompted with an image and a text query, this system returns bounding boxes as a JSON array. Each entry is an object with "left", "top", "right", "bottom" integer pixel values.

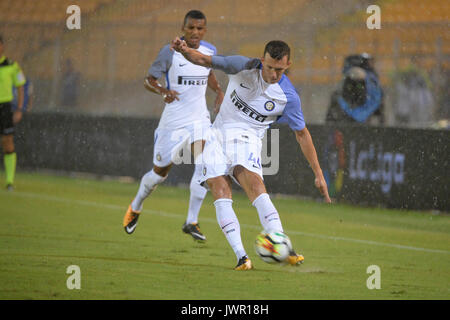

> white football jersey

[
  {"left": 211, "top": 55, "right": 305, "bottom": 139},
  {"left": 148, "top": 40, "right": 216, "bottom": 129}
]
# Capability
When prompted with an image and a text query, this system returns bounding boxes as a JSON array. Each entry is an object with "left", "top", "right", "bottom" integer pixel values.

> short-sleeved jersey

[
  {"left": 0, "top": 56, "right": 26, "bottom": 104},
  {"left": 148, "top": 40, "right": 217, "bottom": 129},
  {"left": 211, "top": 55, "right": 305, "bottom": 139}
]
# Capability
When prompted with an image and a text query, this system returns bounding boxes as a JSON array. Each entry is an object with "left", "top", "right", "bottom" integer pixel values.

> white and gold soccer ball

[{"left": 254, "top": 231, "right": 292, "bottom": 264}]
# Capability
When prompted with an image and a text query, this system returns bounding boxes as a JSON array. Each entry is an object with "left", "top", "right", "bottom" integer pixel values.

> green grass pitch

[{"left": 0, "top": 172, "right": 449, "bottom": 300}]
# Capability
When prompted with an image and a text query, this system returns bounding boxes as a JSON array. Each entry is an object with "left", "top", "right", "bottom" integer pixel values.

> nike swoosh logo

[
  {"left": 179, "top": 63, "right": 188, "bottom": 67},
  {"left": 126, "top": 223, "right": 137, "bottom": 233},
  {"left": 265, "top": 212, "right": 277, "bottom": 219},
  {"left": 221, "top": 222, "right": 234, "bottom": 230},
  {"left": 191, "top": 232, "right": 206, "bottom": 240},
  {"left": 240, "top": 83, "right": 250, "bottom": 89}
]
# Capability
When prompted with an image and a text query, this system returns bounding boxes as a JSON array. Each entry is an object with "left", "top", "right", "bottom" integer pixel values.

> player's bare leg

[
  {"left": 208, "top": 175, "right": 252, "bottom": 270},
  {"left": 232, "top": 165, "right": 266, "bottom": 202},
  {"left": 207, "top": 175, "right": 232, "bottom": 200},
  {"left": 233, "top": 165, "right": 304, "bottom": 265},
  {"left": 123, "top": 164, "right": 171, "bottom": 234}
]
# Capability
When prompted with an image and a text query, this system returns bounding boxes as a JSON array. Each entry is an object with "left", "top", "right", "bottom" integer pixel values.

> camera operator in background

[{"left": 326, "top": 53, "right": 384, "bottom": 125}]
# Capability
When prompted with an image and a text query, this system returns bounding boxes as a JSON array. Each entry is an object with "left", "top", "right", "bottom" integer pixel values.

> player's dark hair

[
  {"left": 264, "top": 40, "right": 290, "bottom": 61},
  {"left": 183, "top": 10, "right": 206, "bottom": 26},
  {"left": 0, "top": 35, "right": 3, "bottom": 44}
]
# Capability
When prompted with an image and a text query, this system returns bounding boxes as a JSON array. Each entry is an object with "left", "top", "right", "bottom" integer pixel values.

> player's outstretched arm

[
  {"left": 295, "top": 127, "right": 332, "bottom": 203},
  {"left": 171, "top": 37, "right": 212, "bottom": 68}
]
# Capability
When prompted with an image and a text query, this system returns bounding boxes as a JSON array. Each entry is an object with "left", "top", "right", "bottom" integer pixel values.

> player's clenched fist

[
  {"left": 171, "top": 37, "right": 188, "bottom": 53},
  {"left": 162, "top": 90, "right": 180, "bottom": 103}
]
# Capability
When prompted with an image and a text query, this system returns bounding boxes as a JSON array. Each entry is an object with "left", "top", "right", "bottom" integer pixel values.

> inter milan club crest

[
  {"left": 264, "top": 100, "right": 275, "bottom": 111},
  {"left": 156, "top": 153, "right": 162, "bottom": 161},
  {"left": 203, "top": 167, "right": 207, "bottom": 176}
]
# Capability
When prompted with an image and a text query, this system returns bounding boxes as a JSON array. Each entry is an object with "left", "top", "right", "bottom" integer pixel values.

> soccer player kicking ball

[
  {"left": 123, "top": 10, "right": 224, "bottom": 241},
  {"left": 171, "top": 38, "right": 331, "bottom": 270}
]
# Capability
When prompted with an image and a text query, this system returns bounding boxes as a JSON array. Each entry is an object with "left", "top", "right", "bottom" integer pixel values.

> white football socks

[
  {"left": 214, "top": 198, "right": 247, "bottom": 261},
  {"left": 252, "top": 193, "right": 284, "bottom": 233},
  {"left": 131, "top": 169, "right": 167, "bottom": 212},
  {"left": 186, "top": 165, "right": 208, "bottom": 224}
]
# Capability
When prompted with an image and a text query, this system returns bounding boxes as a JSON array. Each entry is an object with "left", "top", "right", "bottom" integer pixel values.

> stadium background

[
  {"left": 0, "top": 0, "right": 449, "bottom": 210},
  {"left": 1, "top": 0, "right": 448, "bottom": 123}
]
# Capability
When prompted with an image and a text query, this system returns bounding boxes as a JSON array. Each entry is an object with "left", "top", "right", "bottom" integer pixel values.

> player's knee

[
  {"left": 207, "top": 177, "right": 232, "bottom": 200},
  {"left": 1, "top": 136, "right": 15, "bottom": 154},
  {"left": 2, "top": 145, "right": 15, "bottom": 154},
  {"left": 153, "top": 164, "right": 172, "bottom": 177},
  {"left": 190, "top": 178, "right": 208, "bottom": 198}
]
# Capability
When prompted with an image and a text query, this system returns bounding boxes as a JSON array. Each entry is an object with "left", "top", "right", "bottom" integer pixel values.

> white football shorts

[
  {"left": 153, "top": 121, "right": 211, "bottom": 167},
  {"left": 198, "top": 127, "right": 263, "bottom": 185}
]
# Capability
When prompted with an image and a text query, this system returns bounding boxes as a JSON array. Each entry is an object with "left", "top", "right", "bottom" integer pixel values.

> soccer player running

[
  {"left": 171, "top": 38, "right": 331, "bottom": 270},
  {"left": 0, "top": 35, "right": 26, "bottom": 191},
  {"left": 123, "top": 10, "right": 224, "bottom": 241}
]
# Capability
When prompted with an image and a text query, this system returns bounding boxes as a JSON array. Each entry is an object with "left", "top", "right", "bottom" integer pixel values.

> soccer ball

[{"left": 254, "top": 231, "right": 292, "bottom": 264}]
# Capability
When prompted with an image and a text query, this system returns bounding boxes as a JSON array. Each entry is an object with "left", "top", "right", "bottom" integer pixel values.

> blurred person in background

[
  {"left": 0, "top": 35, "right": 26, "bottom": 190},
  {"left": 326, "top": 53, "right": 384, "bottom": 125},
  {"left": 123, "top": 10, "right": 224, "bottom": 241},
  {"left": 392, "top": 63, "right": 435, "bottom": 128},
  {"left": 61, "top": 58, "right": 80, "bottom": 108}
]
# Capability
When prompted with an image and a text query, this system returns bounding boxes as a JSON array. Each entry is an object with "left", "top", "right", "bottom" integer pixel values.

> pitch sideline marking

[{"left": 2, "top": 190, "right": 449, "bottom": 255}]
